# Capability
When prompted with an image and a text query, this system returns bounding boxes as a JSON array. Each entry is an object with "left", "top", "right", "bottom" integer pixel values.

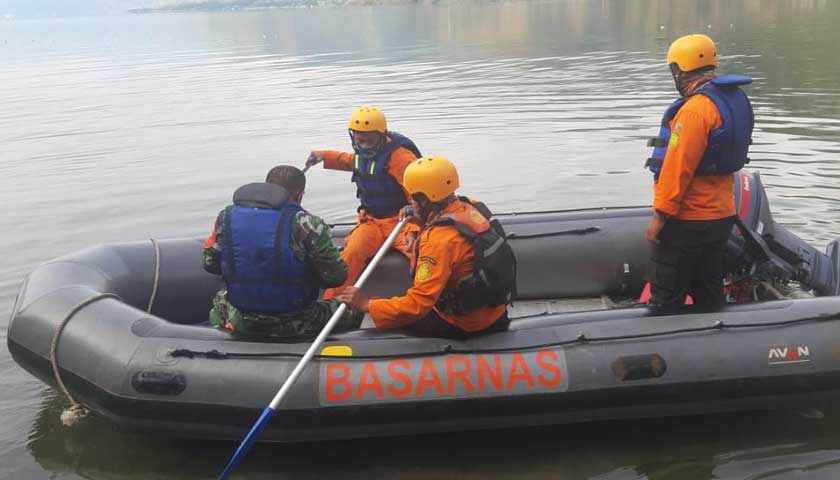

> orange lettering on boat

[
  {"left": 356, "top": 362, "right": 385, "bottom": 399},
  {"left": 325, "top": 363, "right": 352, "bottom": 402},
  {"left": 507, "top": 353, "right": 535, "bottom": 389},
  {"left": 536, "top": 350, "right": 563, "bottom": 387},
  {"left": 386, "top": 359, "right": 413, "bottom": 398},
  {"left": 415, "top": 359, "right": 445, "bottom": 396},
  {"left": 476, "top": 354, "right": 503, "bottom": 392},
  {"left": 446, "top": 356, "right": 475, "bottom": 394}
]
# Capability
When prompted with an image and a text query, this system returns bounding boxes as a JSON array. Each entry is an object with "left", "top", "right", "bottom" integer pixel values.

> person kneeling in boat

[
  {"left": 202, "top": 165, "right": 363, "bottom": 339},
  {"left": 645, "top": 34, "right": 753, "bottom": 311},
  {"left": 305, "top": 106, "right": 422, "bottom": 300},
  {"left": 336, "top": 156, "right": 516, "bottom": 339}
]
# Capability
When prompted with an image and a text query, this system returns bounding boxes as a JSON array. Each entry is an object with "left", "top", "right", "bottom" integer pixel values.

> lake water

[{"left": 2, "top": 1, "right": 840, "bottom": 478}]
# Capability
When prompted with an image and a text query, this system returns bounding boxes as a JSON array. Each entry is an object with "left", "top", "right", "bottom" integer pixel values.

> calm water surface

[{"left": 2, "top": 1, "right": 840, "bottom": 478}]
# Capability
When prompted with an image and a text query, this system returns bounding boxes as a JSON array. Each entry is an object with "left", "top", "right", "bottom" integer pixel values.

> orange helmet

[
  {"left": 667, "top": 34, "right": 717, "bottom": 72},
  {"left": 348, "top": 106, "right": 387, "bottom": 133},
  {"left": 403, "top": 156, "right": 460, "bottom": 202}
]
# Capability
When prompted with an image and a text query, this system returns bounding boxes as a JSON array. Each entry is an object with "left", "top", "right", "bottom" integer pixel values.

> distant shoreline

[{"left": 129, "top": 0, "right": 421, "bottom": 14}]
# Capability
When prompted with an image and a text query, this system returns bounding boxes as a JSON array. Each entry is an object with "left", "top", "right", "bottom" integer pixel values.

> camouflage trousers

[{"left": 209, "top": 290, "right": 363, "bottom": 340}]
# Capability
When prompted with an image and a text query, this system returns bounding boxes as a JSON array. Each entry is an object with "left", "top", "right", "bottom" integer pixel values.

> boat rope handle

[
  {"left": 169, "top": 310, "right": 840, "bottom": 361},
  {"left": 50, "top": 237, "right": 158, "bottom": 427},
  {"left": 50, "top": 293, "right": 121, "bottom": 426},
  {"left": 506, "top": 227, "right": 600, "bottom": 240},
  {"left": 147, "top": 238, "right": 161, "bottom": 314}
]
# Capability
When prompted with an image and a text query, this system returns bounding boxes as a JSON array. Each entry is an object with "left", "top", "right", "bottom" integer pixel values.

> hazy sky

[{"left": 0, "top": 1, "right": 151, "bottom": 18}]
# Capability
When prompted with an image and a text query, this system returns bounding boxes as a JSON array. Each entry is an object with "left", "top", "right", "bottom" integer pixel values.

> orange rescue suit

[
  {"left": 653, "top": 94, "right": 736, "bottom": 220},
  {"left": 369, "top": 199, "right": 507, "bottom": 332},
  {"left": 320, "top": 137, "right": 419, "bottom": 299}
]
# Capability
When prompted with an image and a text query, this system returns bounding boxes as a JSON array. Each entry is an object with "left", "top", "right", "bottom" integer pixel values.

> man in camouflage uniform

[{"left": 202, "top": 165, "right": 362, "bottom": 340}]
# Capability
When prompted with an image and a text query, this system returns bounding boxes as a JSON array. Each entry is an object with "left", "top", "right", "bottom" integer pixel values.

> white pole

[{"left": 267, "top": 216, "right": 408, "bottom": 410}]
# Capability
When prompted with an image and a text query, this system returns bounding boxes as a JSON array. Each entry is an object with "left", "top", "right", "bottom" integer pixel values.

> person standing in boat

[
  {"left": 645, "top": 34, "right": 754, "bottom": 310},
  {"left": 336, "top": 156, "right": 516, "bottom": 339},
  {"left": 202, "top": 166, "right": 363, "bottom": 339},
  {"left": 305, "top": 106, "right": 421, "bottom": 300}
]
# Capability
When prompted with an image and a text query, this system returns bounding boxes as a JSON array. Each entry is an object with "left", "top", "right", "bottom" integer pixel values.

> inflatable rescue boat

[{"left": 8, "top": 171, "right": 840, "bottom": 442}]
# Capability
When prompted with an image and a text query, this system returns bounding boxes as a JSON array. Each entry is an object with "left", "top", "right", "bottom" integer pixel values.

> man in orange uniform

[
  {"left": 307, "top": 106, "right": 421, "bottom": 299},
  {"left": 336, "top": 156, "right": 516, "bottom": 339},
  {"left": 645, "top": 34, "right": 754, "bottom": 310}
]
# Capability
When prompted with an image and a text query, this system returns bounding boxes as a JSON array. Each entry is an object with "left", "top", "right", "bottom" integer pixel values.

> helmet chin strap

[
  {"left": 349, "top": 130, "right": 385, "bottom": 159},
  {"left": 670, "top": 63, "right": 689, "bottom": 97},
  {"left": 671, "top": 64, "right": 716, "bottom": 98},
  {"left": 675, "top": 81, "right": 690, "bottom": 98},
  {"left": 421, "top": 195, "right": 456, "bottom": 224}
]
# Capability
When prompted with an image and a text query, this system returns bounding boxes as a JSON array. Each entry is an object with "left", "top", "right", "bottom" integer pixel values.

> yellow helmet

[
  {"left": 667, "top": 34, "right": 717, "bottom": 72},
  {"left": 348, "top": 106, "right": 387, "bottom": 133},
  {"left": 403, "top": 156, "right": 460, "bottom": 202}
]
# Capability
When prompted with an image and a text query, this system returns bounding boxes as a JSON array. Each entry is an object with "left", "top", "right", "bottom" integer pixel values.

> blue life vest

[
  {"left": 220, "top": 183, "right": 317, "bottom": 314},
  {"left": 351, "top": 131, "right": 421, "bottom": 218},
  {"left": 646, "top": 75, "right": 754, "bottom": 178}
]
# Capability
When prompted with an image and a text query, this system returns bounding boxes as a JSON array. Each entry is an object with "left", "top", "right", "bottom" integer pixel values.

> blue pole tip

[{"left": 218, "top": 407, "right": 275, "bottom": 480}]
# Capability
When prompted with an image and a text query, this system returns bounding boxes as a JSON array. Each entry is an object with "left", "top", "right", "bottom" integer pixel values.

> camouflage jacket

[{"left": 202, "top": 208, "right": 347, "bottom": 289}]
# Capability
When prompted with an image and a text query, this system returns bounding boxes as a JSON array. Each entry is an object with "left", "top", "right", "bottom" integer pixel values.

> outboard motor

[{"left": 727, "top": 171, "right": 840, "bottom": 296}]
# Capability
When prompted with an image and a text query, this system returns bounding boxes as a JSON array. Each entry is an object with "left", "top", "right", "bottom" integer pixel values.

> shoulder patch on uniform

[
  {"left": 668, "top": 131, "right": 681, "bottom": 148},
  {"left": 419, "top": 255, "right": 437, "bottom": 265},
  {"left": 469, "top": 210, "right": 485, "bottom": 224},
  {"left": 415, "top": 262, "right": 433, "bottom": 282}
]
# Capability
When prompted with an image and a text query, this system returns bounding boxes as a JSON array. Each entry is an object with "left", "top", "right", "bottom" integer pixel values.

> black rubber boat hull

[
  {"left": 8, "top": 172, "right": 840, "bottom": 442},
  {"left": 9, "top": 287, "right": 840, "bottom": 442}
]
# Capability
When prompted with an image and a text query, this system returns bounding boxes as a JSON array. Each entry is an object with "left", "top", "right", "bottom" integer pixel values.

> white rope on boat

[
  {"left": 147, "top": 238, "right": 161, "bottom": 314},
  {"left": 50, "top": 293, "right": 120, "bottom": 426},
  {"left": 53, "top": 239, "right": 160, "bottom": 426}
]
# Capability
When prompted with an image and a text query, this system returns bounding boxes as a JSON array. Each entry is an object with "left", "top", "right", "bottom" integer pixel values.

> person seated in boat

[
  {"left": 644, "top": 34, "right": 753, "bottom": 311},
  {"left": 336, "top": 156, "right": 516, "bottom": 339},
  {"left": 202, "top": 165, "right": 363, "bottom": 339},
  {"left": 305, "top": 106, "right": 422, "bottom": 300}
]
